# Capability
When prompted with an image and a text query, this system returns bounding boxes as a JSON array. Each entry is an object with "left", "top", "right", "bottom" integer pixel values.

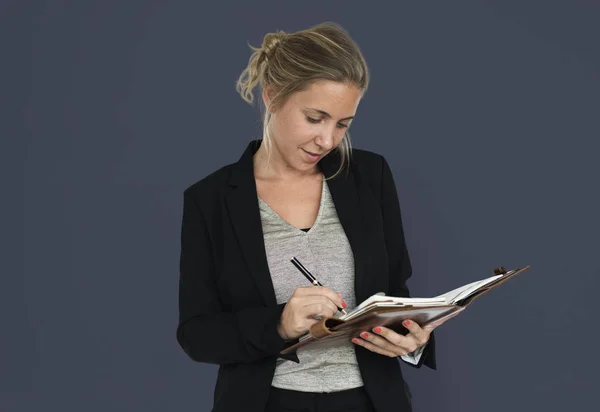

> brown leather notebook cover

[{"left": 280, "top": 265, "right": 530, "bottom": 355}]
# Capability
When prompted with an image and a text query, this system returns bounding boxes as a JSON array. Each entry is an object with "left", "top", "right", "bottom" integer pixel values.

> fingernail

[
  {"left": 352, "top": 338, "right": 359, "bottom": 344},
  {"left": 404, "top": 320, "right": 411, "bottom": 326},
  {"left": 360, "top": 332, "right": 369, "bottom": 339},
  {"left": 373, "top": 327, "right": 381, "bottom": 333},
  {"left": 342, "top": 300, "right": 347, "bottom": 308}
]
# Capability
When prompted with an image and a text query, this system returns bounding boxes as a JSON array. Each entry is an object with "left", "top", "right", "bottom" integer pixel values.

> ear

[{"left": 262, "top": 85, "right": 276, "bottom": 113}]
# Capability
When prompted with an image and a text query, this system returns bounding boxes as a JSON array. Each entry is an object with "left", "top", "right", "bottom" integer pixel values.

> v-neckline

[{"left": 258, "top": 178, "right": 327, "bottom": 235}]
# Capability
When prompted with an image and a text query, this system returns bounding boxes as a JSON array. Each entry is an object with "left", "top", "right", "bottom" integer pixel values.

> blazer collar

[{"left": 225, "top": 139, "right": 373, "bottom": 307}]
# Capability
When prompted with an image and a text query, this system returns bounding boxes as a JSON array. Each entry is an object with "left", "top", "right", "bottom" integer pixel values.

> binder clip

[{"left": 493, "top": 266, "right": 507, "bottom": 275}]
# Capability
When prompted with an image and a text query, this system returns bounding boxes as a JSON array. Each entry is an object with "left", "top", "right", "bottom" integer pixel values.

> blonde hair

[{"left": 235, "top": 22, "right": 370, "bottom": 179}]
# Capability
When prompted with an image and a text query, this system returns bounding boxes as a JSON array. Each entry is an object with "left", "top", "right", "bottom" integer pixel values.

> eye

[{"left": 307, "top": 116, "right": 349, "bottom": 129}]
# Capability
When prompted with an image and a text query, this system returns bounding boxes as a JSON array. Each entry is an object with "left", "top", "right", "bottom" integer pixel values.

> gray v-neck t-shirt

[{"left": 258, "top": 178, "right": 365, "bottom": 392}]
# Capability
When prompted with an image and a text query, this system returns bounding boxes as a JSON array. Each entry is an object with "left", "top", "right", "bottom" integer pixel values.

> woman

[{"left": 177, "top": 22, "right": 453, "bottom": 412}]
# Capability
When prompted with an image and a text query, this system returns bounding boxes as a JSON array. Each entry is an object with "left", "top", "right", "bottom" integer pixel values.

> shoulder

[
  {"left": 347, "top": 148, "right": 399, "bottom": 203},
  {"left": 350, "top": 148, "right": 386, "bottom": 170},
  {"left": 183, "top": 162, "right": 235, "bottom": 201},
  {"left": 349, "top": 147, "right": 391, "bottom": 185}
]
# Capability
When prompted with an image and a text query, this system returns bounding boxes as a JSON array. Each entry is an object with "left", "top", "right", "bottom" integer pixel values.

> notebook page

[
  {"left": 350, "top": 295, "right": 446, "bottom": 313},
  {"left": 434, "top": 274, "right": 504, "bottom": 304},
  {"left": 339, "top": 298, "right": 446, "bottom": 321}
]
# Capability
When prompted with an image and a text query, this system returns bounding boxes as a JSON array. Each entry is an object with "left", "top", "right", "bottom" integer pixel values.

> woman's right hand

[{"left": 277, "top": 286, "right": 347, "bottom": 341}]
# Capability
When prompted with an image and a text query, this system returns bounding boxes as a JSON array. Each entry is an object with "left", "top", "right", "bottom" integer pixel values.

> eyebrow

[{"left": 305, "top": 107, "right": 354, "bottom": 121}]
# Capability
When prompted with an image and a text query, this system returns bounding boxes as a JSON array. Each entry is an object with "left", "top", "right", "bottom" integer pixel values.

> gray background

[{"left": 6, "top": 0, "right": 599, "bottom": 411}]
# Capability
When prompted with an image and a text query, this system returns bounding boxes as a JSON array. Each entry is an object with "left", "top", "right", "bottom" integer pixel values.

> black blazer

[{"left": 177, "top": 140, "right": 436, "bottom": 412}]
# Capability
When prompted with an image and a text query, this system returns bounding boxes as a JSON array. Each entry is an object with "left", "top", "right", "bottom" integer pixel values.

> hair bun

[{"left": 262, "top": 30, "right": 287, "bottom": 59}]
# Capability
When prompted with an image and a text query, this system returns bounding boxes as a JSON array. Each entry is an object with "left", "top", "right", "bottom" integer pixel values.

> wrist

[{"left": 277, "top": 323, "right": 291, "bottom": 341}]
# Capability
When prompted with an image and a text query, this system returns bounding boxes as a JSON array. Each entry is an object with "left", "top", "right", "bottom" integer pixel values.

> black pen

[{"left": 290, "top": 256, "right": 347, "bottom": 315}]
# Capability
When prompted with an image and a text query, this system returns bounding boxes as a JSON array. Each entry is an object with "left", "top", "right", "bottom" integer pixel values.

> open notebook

[{"left": 282, "top": 265, "right": 531, "bottom": 353}]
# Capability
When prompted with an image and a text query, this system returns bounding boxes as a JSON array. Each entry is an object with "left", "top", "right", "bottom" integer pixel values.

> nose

[
  {"left": 315, "top": 124, "right": 340, "bottom": 151},
  {"left": 316, "top": 135, "right": 334, "bottom": 151}
]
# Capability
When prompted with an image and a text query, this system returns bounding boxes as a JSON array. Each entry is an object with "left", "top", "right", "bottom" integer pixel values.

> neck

[{"left": 253, "top": 143, "right": 322, "bottom": 181}]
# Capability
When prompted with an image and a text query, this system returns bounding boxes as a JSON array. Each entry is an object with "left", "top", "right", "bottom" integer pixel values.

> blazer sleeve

[
  {"left": 379, "top": 156, "right": 437, "bottom": 370},
  {"left": 176, "top": 189, "right": 299, "bottom": 365}
]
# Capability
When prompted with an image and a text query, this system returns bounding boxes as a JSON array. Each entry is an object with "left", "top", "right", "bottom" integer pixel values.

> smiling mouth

[{"left": 304, "top": 150, "right": 322, "bottom": 156}]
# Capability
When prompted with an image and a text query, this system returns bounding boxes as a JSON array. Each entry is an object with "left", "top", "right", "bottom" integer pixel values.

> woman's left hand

[
  {"left": 352, "top": 313, "right": 460, "bottom": 357},
  {"left": 351, "top": 320, "right": 428, "bottom": 357}
]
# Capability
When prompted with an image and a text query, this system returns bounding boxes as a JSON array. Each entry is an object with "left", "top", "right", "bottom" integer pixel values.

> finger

[
  {"left": 320, "top": 287, "right": 346, "bottom": 311},
  {"left": 351, "top": 335, "right": 398, "bottom": 358},
  {"left": 301, "top": 286, "right": 346, "bottom": 311},
  {"left": 361, "top": 327, "right": 422, "bottom": 355},
  {"left": 292, "top": 286, "right": 319, "bottom": 296},
  {"left": 370, "top": 326, "right": 418, "bottom": 353},
  {"left": 288, "top": 295, "right": 336, "bottom": 319},
  {"left": 400, "top": 320, "right": 429, "bottom": 345},
  {"left": 358, "top": 331, "right": 417, "bottom": 356},
  {"left": 300, "top": 296, "right": 338, "bottom": 319}
]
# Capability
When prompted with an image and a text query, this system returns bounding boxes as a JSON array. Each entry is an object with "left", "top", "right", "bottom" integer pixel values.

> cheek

[
  {"left": 332, "top": 129, "right": 346, "bottom": 146},
  {"left": 286, "top": 121, "right": 314, "bottom": 142}
]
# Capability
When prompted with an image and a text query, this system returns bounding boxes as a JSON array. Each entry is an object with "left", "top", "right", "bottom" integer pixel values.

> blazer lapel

[
  {"left": 225, "top": 140, "right": 278, "bottom": 307},
  {"left": 319, "top": 152, "right": 374, "bottom": 304}
]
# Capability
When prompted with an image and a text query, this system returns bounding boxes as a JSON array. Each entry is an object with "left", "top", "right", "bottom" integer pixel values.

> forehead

[{"left": 288, "top": 80, "right": 362, "bottom": 112}]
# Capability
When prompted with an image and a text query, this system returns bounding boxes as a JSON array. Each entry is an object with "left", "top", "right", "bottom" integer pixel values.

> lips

[{"left": 303, "top": 149, "right": 322, "bottom": 163}]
